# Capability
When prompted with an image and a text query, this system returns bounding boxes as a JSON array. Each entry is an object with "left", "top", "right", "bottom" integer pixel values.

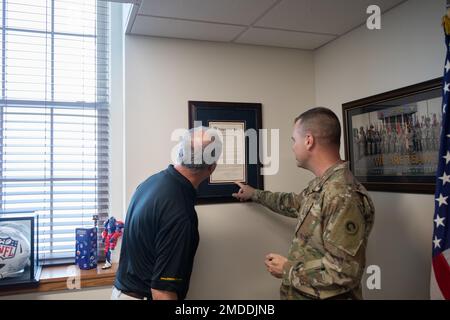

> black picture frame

[
  {"left": 342, "top": 77, "right": 443, "bottom": 194},
  {"left": 188, "top": 101, "right": 264, "bottom": 204}
]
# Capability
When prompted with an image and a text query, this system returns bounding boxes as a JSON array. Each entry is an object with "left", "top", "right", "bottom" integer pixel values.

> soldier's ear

[{"left": 305, "top": 134, "right": 314, "bottom": 150}]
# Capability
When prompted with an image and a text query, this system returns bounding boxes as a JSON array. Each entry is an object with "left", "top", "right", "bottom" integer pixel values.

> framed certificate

[{"left": 188, "top": 101, "right": 264, "bottom": 204}]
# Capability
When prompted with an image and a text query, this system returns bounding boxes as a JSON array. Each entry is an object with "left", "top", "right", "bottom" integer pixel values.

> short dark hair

[{"left": 294, "top": 107, "right": 341, "bottom": 147}]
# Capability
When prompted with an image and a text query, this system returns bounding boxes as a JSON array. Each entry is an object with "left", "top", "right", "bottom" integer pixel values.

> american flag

[{"left": 430, "top": 13, "right": 450, "bottom": 300}]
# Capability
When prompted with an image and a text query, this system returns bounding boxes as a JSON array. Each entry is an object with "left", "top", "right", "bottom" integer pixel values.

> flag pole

[
  {"left": 430, "top": 0, "right": 450, "bottom": 301},
  {"left": 444, "top": 1, "right": 450, "bottom": 34}
]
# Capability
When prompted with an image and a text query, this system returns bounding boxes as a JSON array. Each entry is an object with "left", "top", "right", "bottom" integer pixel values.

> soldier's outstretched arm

[
  {"left": 232, "top": 182, "right": 302, "bottom": 218},
  {"left": 252, "top": 189, "right": 303, "bottom": 218},
  {"left": 282, "top": 193, "right": 373, "bottom": 298}
]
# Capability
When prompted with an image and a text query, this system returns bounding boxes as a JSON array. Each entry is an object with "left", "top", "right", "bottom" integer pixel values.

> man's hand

[
  {"left": 232, "top": 182, "right": 256, "bottom": 201},
  {"left": 264, "top": 253, "right": 288, "bottom": 279}
]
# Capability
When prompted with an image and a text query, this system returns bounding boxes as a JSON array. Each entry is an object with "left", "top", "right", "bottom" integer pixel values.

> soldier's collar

[{"left": 306, "top": 161, "right": 348, "bottom": 193}]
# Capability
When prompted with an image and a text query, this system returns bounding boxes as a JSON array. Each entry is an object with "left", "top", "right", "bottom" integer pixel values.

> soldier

[
  {"left": 232, "top": 107, "right": 375, "bottom": 300},
  {"left": 383, "top": 123, "right": 390, "bottom": 154},
  {"left": 384, "top": 123, "right": 391, "bottom": 154},
  {"left": 374, "top": 127, "right": 381, "bottom": 155},
  {"left": 424, "top": 117, "right": 432, "bottom": 152},
  {"left": 358, "top": 127, "right": 366, "bottom": 158},
  {"left": 380, "top": 124, "right": 387, "bottom": 154},
  {"left": 432, "top": 113, "right": 440, "bottom": 151},
  {"left": 405, "top": 123, "right": 414, "bottom": 154},
  {"left": 421, "top": 116, "right": 427, "bottom": 152},
  {"left": 352, "top": 129, "right": 360, "bottom": 161},
  {"left": 394, "top": 124, "right": 401, "bottom": 154},
  {"left": 389, "top": 123, "right": 397, "bottom": 154},
  {"left": 366, "top": 125, "right": 374, "bottom": 155},
  {"left": 415, "top": 121, "right": 423, "bottom": 152},
  {"left": 399, "top": 124, "right": 406, "bottom": 154}
]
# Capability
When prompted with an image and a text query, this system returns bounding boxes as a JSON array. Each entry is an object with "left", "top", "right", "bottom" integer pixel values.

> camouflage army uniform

[{"left": 252, "top": 162, "right": 375, "bottom": 300}]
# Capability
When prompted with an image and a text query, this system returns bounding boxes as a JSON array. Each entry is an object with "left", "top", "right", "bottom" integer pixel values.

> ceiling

[{"left": 125, "top": 0, "right": 407, "bottom": 50}]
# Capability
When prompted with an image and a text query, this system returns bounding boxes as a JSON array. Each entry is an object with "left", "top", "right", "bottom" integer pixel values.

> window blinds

[{"left": 0, "top": 0, "right": 110, "bottom": 264}]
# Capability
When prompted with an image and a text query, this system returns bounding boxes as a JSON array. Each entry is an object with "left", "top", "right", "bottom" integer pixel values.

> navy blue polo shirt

[{"left": 114, "top": 165, "right": 199, "bottom": 300}]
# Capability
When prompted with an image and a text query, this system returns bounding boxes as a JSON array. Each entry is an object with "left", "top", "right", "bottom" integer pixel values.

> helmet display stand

[{"left": 0, "top": 215, "right": 42, "bottom": 288}]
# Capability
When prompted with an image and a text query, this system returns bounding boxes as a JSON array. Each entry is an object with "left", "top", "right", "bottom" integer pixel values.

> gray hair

[{"left": 177, "top": 126, "right": 222, "bottom": 171}]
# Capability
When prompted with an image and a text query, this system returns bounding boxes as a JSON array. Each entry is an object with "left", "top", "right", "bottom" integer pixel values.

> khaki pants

[{"left": 111, "top": 287, "right": 147, "bottom": 300}]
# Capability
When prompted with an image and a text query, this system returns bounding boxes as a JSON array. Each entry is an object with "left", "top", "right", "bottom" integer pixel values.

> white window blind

[{"left": 0, "top": 0, "right": 110, "bottom": 264}]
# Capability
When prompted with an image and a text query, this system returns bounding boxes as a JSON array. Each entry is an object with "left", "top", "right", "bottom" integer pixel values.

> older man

[{"left": 112, "top": 127, "right": 221, "bottom": 300}]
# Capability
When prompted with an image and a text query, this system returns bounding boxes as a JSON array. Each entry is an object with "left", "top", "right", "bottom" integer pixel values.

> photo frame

[
  {"left": 188, "top": 101, "right": 264, "bottom": 204},
  {"left": 342, "top": 77, "right": 443, "bottom": 194}
]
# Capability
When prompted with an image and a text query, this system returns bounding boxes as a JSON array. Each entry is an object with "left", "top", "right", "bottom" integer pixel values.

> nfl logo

[{"left": 0, "top": 237, "right": 18, "bottom": 260}]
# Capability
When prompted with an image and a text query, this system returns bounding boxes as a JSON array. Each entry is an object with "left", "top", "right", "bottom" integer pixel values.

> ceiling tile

[
  {"left": 255, "top": 0, "right": 405, "bottom": 35},
  {"left": 131, "top": 15, "right": 246, "bottom": 42},
  {"left": 139, "top": 0, "right": 278, "bottom": 25},
  {"left": 235, "top": 27, "right": 336, "bottom": 50}
]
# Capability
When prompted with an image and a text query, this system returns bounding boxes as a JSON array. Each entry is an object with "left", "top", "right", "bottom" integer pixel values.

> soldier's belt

[{"left": 295, "top": 285, "right": 348, "bottom": 300}]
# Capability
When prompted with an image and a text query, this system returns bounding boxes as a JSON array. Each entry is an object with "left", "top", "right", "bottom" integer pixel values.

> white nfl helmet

[{"left": 0, "top": 226, "right": 31, "bottom": 279}]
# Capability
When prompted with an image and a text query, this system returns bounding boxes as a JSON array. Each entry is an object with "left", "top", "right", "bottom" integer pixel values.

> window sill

[{"left": 0, "top": 263, "right": 117, "bottom": 297}]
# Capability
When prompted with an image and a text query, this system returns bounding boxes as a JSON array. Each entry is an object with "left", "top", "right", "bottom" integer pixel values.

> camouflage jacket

[{"left": 253, "top": 162, "right": 375, "bottom": 300}]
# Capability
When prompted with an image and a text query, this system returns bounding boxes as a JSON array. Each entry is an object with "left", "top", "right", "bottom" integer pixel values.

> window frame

[{"left": 0, "top": 0, "right": 110, "bottom": 265}]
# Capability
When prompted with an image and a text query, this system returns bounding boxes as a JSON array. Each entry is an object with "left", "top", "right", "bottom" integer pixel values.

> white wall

[
  {"left": 124, "top": 36, "right": 315, "bottom": 299},
  {"left": 314, "top": 0, "right": 445, "bottom": 299},
  {"left": 110, "top": 2, "right": 126, "bottom": 221}
]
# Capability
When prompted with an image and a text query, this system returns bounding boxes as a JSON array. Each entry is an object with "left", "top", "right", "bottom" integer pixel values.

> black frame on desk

[
  {"left": 188, "top": 101, "right": 264, "bottom": 204},
  {"left": 0, "top": 215, "right": 42, "bottom": 289}
]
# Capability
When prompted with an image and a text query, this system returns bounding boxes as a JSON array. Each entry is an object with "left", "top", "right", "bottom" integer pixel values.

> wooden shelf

[{"left": 0, "top": 263, "right": 117, "bottom": 296}]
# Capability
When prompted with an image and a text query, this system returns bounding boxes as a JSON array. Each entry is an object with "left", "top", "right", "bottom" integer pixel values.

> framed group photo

[{"left": 342, "top": 78, "right": 443, "bottom": 194}]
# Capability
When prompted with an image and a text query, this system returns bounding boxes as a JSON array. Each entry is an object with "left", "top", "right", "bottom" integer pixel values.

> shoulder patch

[
  {"left": 345, "top": 221, "right": 358, "bottom": 235},
  {"left": 324, "top": 198, "right": 365, "bottom": 257}
]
